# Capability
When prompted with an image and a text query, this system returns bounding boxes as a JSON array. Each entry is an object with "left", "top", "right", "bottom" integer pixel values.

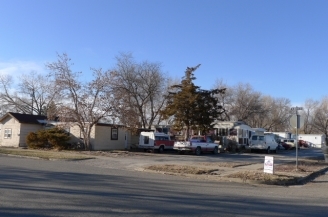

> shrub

[
  {"left": 46, "top": 127, "right": 71, "bottom": 150},
  {"left": 26, "top": 127, "right": 71, "bottom": 150},
  {"left": 26, "top": 132, "right": 44, "bottom": 149}
]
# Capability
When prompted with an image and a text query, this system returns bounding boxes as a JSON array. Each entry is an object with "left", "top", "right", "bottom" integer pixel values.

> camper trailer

[
  {"left": 211, "top": 121, "right": 253, "bottom": 151},
  {"left": 138, "top": 131, "right": 174, "bottom": 153}
]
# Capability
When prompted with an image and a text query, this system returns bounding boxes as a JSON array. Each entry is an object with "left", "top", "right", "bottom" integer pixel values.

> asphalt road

[{"left": 1, "top": 149, "right": 327, "bottom": 217}]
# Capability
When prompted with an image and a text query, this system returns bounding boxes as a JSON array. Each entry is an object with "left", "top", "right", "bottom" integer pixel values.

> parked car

[
  {"left": 280, "top": 141, "right": 291, "bottom": 150},
  {"left": 281, "top": 139, "right": 299, "bottom": 150},
  {"left": 298, "top": 140, "right": 309, "bottom": 148}
]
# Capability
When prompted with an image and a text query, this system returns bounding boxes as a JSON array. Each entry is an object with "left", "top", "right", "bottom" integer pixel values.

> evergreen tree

[{"left": 161, "top": 65, "right": 225, "bottom": 139}]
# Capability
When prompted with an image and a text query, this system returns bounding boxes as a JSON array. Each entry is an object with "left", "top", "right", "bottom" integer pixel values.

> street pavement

[{"left": 0, "top": 149, "right": 327, "bottom": 217}]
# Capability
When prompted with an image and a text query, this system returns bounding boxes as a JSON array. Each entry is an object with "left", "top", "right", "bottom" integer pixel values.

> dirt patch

[
  {"left": 227, "top": 159, "right": 328, "bottom": 185},
  {"left": 145, "top": 162, "right": 255, "bottom": 175},
  {"left": 274, "top": 160, "right": 327, "bottom": 173},
  {"left": 76, "top": 150, "right": 157, "bottom": 157},
  {"left": 226, "top": 171, "right": 300, "bottom": 185},
  {"left": 198, "top": 162, "right": 255, "bottom": 168},
  {"left": 145, "top": 159, "right": 328, "bottom": 185},
  {"left": 147, "top": 164, "right": 219, "bottom": 175}
]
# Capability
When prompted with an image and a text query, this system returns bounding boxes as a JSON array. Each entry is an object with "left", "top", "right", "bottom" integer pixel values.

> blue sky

[{"left": 1, "top": 0, "right": 327, "bottom": 105}]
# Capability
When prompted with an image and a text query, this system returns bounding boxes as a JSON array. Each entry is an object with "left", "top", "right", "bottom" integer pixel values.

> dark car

[
  {"left": 298, "top": 140, "right": 309, "bottom": 148},
  {"left": 280, "top": 141, "right": 292, "bottom": 150}
]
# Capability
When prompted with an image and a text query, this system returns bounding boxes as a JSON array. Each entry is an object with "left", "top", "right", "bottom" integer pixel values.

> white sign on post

[{"left": 264, "top": 156, "right": 274, "bottom": 174}]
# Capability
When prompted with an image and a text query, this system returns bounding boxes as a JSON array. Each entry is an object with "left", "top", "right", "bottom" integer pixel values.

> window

[
  {"left": 144, "top": 136, "right": 149, "bottom": 144},
  {"left": 155, "top": 136, "right": 169, "bottom": 141},
  {"left": 111, "top": 128, "right": 118, "bottom": 140},
  {"left": 4, "top": 128, "right": 12, "bottom": 139},
  {"left": 206, "top": 136, "right": 213, "bottom": 143}
]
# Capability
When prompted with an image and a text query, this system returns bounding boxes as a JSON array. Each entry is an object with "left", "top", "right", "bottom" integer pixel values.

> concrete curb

[{"left": 295, "top": 166, "right": 328, "bottom": 185}]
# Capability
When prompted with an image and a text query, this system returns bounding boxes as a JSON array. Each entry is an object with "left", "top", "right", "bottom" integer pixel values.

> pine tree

[{"left": 161, "top": 65, "right": 225, "bottom": 139}]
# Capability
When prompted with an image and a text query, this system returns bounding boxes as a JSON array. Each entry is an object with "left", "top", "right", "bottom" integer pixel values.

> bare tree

[
  {"left": 250, "top": 96, "right": 291, "bottom": 131},
  {"left": 0, "top": 75, "right": 17, "bottom": 114},
  {"left": 0, "top": 72, "right": 59, "bottom": 115},
  {"left": 153, "top": 77, "right": 181, "bottom": 126},
  {"left": 212, "top": 79, "right": 233, "bottom": 121},
  {"left": 312, "top": 96, "right": 328, "bottom": 139},
  {"left": 46, "top": 53, "right": 117, "bottom": 150},
  {"left": 107, "top": 53, "right": 168, "bottom": 130},
  {"left": 229, "top": 83, "right": 264, "bottom": 124},
  {"left": 301, "top": 99, "right": 319, "bottom": 134}
]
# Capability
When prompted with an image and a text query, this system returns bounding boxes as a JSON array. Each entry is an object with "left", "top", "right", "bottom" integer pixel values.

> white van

[
  {"left": 138, "top": 132, "right": 174, "bottom": 153},
  {"left": 249, "top": 134, "right": 278, "bottom": 153}
]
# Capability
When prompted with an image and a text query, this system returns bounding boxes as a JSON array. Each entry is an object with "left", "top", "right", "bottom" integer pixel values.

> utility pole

[{"left": 30, "top": 89, "right": 35, "bottom": 115}]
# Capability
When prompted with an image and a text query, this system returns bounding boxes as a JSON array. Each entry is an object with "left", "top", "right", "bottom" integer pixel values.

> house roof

[
  {"left": 96, "top": 123, "right": 125, "bottom": 128},
  {"left": 0, "top": 112, "right": 47, "bottom": 124}
]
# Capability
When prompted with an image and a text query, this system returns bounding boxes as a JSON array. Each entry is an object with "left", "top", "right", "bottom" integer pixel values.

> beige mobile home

[
  {"left": 69, "top": 123, "right": 137, "bottom": 151},
  {"left": 0, "top": 112, "right": 47, "bottom": 147}
]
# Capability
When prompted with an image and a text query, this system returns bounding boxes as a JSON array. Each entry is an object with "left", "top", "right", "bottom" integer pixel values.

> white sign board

[{"left": 264, "top": 156, "right": 274, "bottom": 174}]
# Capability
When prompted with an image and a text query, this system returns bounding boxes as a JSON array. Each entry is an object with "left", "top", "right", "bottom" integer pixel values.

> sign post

[{"left": 290, "top": 106, "right": 304, "bottom": 170}]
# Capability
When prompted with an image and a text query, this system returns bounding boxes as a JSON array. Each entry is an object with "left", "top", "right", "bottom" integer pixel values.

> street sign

[
  {"left": 291, "top": 106, "right": 303, "bottom": 111},
  {"left": 290, "top": 114, "right": 304, "bottom": 129}
]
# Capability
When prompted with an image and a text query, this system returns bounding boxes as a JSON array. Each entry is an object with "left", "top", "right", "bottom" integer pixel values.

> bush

[
  {"left": 26, "top": 127, "right": 71, "bottom": 150},
  {"left": 26, "top": 132, "right": 44, "bottom": 149}
]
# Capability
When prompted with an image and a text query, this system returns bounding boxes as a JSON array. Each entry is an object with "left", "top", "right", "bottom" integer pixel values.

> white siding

[
  {"left": 298, "top": 134, "right": 326, "bottom": 148},
  {"left": 0, "top": 116, "right": 21, "bottom": 147},
  {"left": 94, "top": 126, "right": 129, "bottom": 150},
  {"left": 68, "top": 124, "right": 96, "bottom": 148},
  {"left": 19, "top": 123, "right": 44, "bottom": 147},
  {"left": 68, "top": 124, "right": 133, "bottom": 150}
]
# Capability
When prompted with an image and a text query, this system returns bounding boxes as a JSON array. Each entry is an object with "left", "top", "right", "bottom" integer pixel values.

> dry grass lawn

[{"left": 0, "top": 147, "right": 96, "bottom": 160}]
